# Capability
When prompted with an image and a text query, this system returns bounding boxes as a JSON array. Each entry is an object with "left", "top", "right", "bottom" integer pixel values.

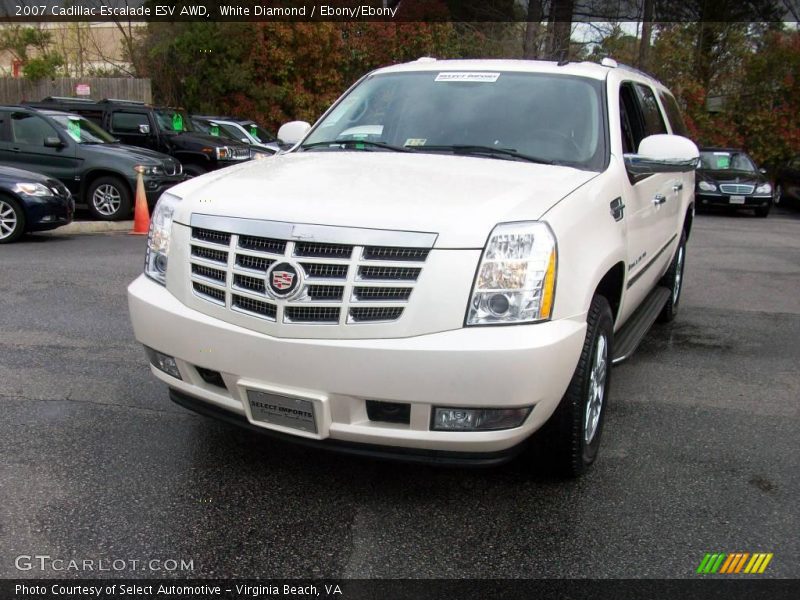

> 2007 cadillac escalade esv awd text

[{"left": 127, "top": 59, "right": 699, "bottom": 476}]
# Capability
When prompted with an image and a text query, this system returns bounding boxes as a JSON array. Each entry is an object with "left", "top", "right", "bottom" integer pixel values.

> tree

[{"left": 0, "top": 25, "right": 65, "bottom": 80}]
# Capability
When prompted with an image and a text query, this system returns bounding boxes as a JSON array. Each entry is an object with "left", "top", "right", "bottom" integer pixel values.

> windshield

[
  {"left": 193, "top": 118, "right": 239, "bottom": 142},
  {"left": 303, "top": 71, "right": 605, "bottom": 169},
  {"left": 699, "top": 150, "right": 757, "bottom": 173},
  {"left": 155, "top": 109, "right": 194, "bottom": 133},
  {"left": 242, "top": 122, "right": 277, "bottom": 143},
  {"left": 51, "top": 115, "right": 116, "bottom": 144}
]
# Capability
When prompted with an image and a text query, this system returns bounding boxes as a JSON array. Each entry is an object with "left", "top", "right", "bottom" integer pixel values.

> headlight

[
  {"left": 698, "top": 181, "right": 716, "bottom": 192},
  {"left": 466, "top": 221, "right": 557, "bottom": 326},
  {"left": 756, "top": 183, "right": 772, "bottom": 194},
  {"left": 136, "top": 165, "right": 162, "bottom": 176},
  {"left": 145, "top": 193, "right": 181, "bottom": 285},
  {"left": 13, "top": 182, "right": 53, "bottom": 197},
  {"left": 215, "top": 146, "right": 230, "bottom": 160}
]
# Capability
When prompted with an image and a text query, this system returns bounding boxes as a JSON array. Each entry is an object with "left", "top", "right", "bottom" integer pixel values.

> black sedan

[
  {"left": 0, "top": 165, "right": 73, "bottom": 243},
  {"left": 696, "top": 148, "right": 773, "bottom": 217},
  {"left": 774, "top": 155, "right": 800, "bottom": 208}
]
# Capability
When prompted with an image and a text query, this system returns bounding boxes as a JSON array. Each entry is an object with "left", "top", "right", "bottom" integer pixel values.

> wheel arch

[{"left": 593, "top": 261, "right": 626, "bottom": 325}]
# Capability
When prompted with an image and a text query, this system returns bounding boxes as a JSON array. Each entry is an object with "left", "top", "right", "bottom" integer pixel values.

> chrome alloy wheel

[
  {"left": 673, "top": 244, "right": 685, "bottom": 305},
  {"left": 0, "top": 199, "right": 18, "bottom": 240},
  {"left": 92, "top": 184, "right": 122, "bottom": 216},
  {"left": 584, "top": 332, "right": 608, "bottom": 444}
]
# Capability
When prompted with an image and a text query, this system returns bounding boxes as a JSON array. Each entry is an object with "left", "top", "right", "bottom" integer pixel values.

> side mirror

[
  {"left": 44, "top": 136, "right": 64, "bottom": 148},
  {"left": 138, "top": 124, "right": 150, "bottom": 135},
  {"left": 624, "top": 134, "right": 699, "bottom": 176},
  {"left": 759, "top": 167, "right": 767, "bottom": 175},
  {"left": 277, "top": 121, "right": 311, "bottom": 146}
]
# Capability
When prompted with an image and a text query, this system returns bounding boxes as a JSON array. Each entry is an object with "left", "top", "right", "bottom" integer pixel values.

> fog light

[
  {"left": 41, "top": 214, "right": 55, "bottom": 222},
  {"left": 432, "top": 407, "right": 531, "bottom": 431},
  {"left": 144, "top": 346, "right": 181, "bottom": 379},
  {"left": 488, "top": 293, "right": 510, "bottom": 316}
]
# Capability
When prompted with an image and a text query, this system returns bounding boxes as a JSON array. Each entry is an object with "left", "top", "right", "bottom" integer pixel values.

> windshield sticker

[
  {"left": 435, "top": 72, "right": 500, "bottom": 83},
  {"left": 66, "top": 117, "right": 81, "bottom": 141},
  {"left": 172, "top": 113, "right": 184, "bottom": 131},
  {"left": 405, "top": 138, "right": 427, "bottom": 146},
  {"left": 249, "top": 124, "right": 258, "bottom": 138},
  {"left": 210, "top": 123, "right": 220, "bottom": 136},
  {"left": 715, "top": 155, "right": 731, "bottom": 169}
]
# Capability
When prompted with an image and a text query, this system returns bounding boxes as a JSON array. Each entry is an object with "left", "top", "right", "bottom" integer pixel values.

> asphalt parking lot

[{"left": 1, "top": 208, "right": 798, "bottom": 579}]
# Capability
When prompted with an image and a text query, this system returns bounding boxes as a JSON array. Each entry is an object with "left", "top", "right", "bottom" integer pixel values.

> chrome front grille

[
  {"left": 187, "top": 219, "right": 435, "bottom": 326},
  {"left": 719, "top": 183, "right": 755, "bottom": 195}
]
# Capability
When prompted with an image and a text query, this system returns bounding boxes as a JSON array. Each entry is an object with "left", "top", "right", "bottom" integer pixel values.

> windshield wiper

[
  {"left": 301, "top": 140, "right": 410, "bottom": 152},
  {"left": 408, "top": 144, "right": 557, "bottom": 165}
]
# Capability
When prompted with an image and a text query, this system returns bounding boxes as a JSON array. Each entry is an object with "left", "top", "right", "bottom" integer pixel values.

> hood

[
  {"left": 168, "top": 131, "right": 249, "bottom": 149},
  {"left": 170, "top": 151, "right": 598, "bottom": 248},
  {"left": 86, "top": 143, "right": 173, "bottom": 165},
  {"left": 0, "top": 164, "right": 52, "bottom": 183},
  {"left": 697, "top": 169, "right": 766, "bottom": 185}
]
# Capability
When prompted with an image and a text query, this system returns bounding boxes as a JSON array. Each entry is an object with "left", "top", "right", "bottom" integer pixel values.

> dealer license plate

[
  {"left": 247, "top": 390, "right": 317, "bottom": 433},
  {"left": 729, "top": 195, "right": 746, "bottom": 204}
]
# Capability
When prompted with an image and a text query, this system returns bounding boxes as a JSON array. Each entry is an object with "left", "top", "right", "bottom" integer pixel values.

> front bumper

[
  {"left": 696, "top": 192, "right": 772, "bottom": 209},
  {"left": 141, "top": 176, "right": 186, "bottom": 207},
  {"left": 25, "top": 195, "right": 74, "bottom": 231},
  {"left": 128, "top": 275, "right": 586, "bottom": 456}
]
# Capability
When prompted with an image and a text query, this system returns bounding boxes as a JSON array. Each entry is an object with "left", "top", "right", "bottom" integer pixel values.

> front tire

[
  {"left": 182, "top": 164, "right": 207, "bottom": 178},
  {"left": 533, "top": 295, "right": 614, "bottom": 477},
  {"left": 754, "top": 204, "right": 771, "bottom": 218},
  {"left": 87, "top": 176, "right": 131, "bottom": 221},
  {"left": 0, "top": 196, "right": 25, "bottom": 244},
  {"left": 657, "top": 230, "right": 687, "bottom": 323}
]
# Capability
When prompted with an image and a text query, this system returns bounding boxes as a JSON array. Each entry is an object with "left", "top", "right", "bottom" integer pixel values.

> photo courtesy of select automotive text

[{"left": 0, "top": 0, "right": 798, "bottom": 598}]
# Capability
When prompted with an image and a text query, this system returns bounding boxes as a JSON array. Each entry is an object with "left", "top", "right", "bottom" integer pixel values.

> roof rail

[
  {"left": 41, "top": 96, "right": 95, "bottom": 103},
  {"left": 100, "top": 98, "right": 147, "bottom": 105}
]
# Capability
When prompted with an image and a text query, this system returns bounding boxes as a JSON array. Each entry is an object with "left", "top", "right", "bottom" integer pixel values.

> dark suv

[
  {"left": 0, "top": 106, "right": 184, "bottom": 220},
  {"left": 26, "top": 98, "right": 252, "bottom": 177}
]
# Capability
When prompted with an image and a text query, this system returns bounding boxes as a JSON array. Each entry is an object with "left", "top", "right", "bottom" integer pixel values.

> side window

[
  {"left": 619, "top": 83, "right": 646, "bottom": 154},
  {"left": 111, "top": 111, "right": 149, "bottom": 134},
  {"left": 657, "top": 90, "right": 690, "bottom": 138},
  {"left": 634, "top": 83, "right": 667, "bottom": 137},
  {"left": 10, "top": 112, "right": 58, "bottom": 145},
  {"left": 0, "top": 111, "right": 8, "bottom": 142}
]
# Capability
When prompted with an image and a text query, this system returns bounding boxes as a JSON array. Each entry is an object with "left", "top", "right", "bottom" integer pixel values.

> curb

[{"left": 43, "top": 220, "right": 134, "bottom": 235}]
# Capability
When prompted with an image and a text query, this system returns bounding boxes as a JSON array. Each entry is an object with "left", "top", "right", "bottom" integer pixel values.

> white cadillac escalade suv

[{"left": 128, "top": 59, "right": 699, "bottom": 476}]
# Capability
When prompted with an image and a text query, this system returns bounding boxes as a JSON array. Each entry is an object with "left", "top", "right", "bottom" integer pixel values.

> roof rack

[
  {"left": 41, "top": 96, "right": 96, "bottom": 103},
  {"left": 100, "top": 98, "right": 147, "bottom": 105}
]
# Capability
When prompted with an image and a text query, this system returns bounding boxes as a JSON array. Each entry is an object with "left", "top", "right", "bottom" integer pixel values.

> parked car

[
  {"left": 192, "top": 115, "right": 282, "bottom": 154},
  {"left": 25, "top": 98, "right": 252, "bottom": 178},
  {"left": 0, "top": 164, "right": 73, "bottom": 243},
  {"left": 128, "top": 58, "right": 699, "bottom": 477},
  {"left": 774, "top": 154, "right": 800, "bottom": 207},
  {"left": 0, "top": 106, "right": 184, "bottom": 220},
  {"left": 695, "top": 148, "right": 773, "bottom": 217}
]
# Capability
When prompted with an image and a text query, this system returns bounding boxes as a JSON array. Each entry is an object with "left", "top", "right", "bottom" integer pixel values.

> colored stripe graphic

[{"left": 697, "top": 552, "right": 772, "bottom": 574}]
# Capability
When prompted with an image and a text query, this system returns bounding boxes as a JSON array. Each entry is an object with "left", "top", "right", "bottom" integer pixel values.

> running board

[{"left": 612, "top": 286, "right": 670, "bottom": 365}]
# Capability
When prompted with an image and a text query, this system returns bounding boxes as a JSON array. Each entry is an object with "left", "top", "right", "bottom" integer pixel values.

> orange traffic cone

[{"left": 130, "top": 167, "right": 150, "bottom": 235}]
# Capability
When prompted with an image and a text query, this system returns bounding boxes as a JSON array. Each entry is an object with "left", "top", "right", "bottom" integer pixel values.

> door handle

[
  {"left": 673, "top": 182, "right": 684, "bottom": 192},
  {"left": 10, "top": 147, "right": 20, "bottom": 152},
  {"left": 653, "top": 194, "right": 667, "bottom": 205}
]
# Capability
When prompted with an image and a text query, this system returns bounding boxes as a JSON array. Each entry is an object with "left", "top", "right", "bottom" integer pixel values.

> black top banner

[{"left": 0, "top": 0, "right": 798, "bottom": 22}]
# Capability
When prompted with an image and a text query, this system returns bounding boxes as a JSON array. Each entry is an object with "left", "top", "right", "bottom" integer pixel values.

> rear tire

[
  {"left": 657, "top": 230, "right": 687, "bottom": 323},
  {"left": 87, "top": 176, "right": 131, "bottom": 221},
  {"left": 531, "top": 295, "right": 614, "bottom": 477},
  {"left": 0, "top": 196, "right": 25, "bottom": 244}
]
